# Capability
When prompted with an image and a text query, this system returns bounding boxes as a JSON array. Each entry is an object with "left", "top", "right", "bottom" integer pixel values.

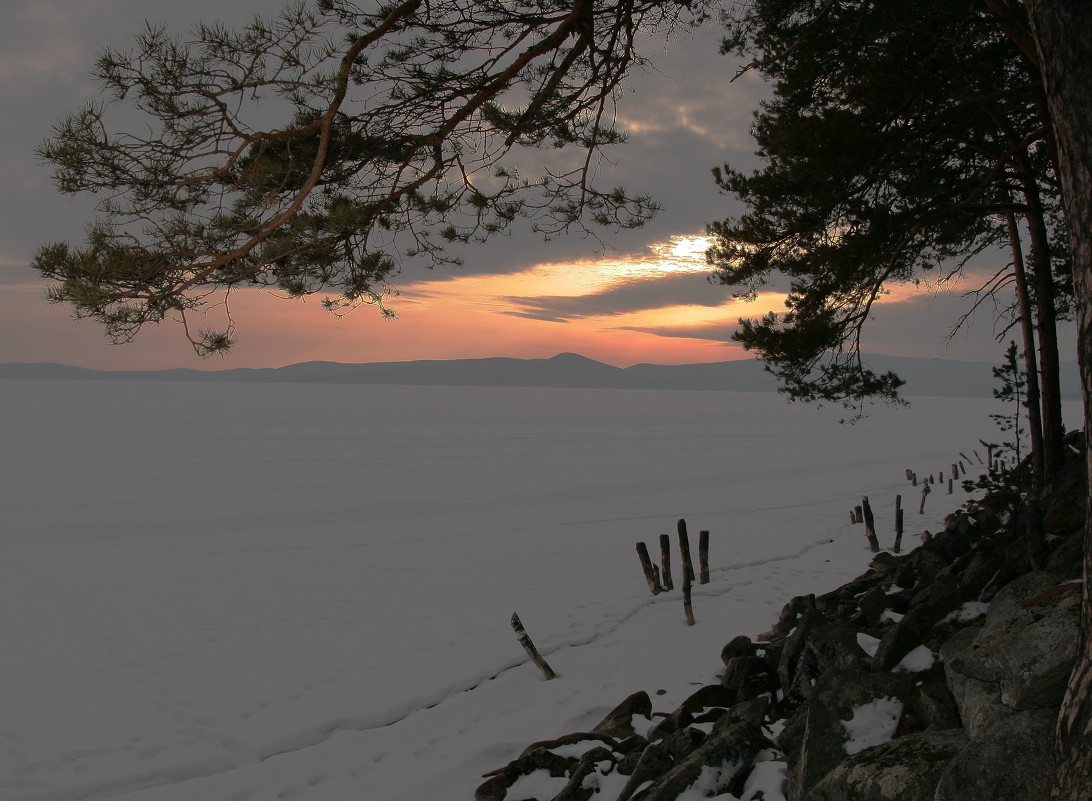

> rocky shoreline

[{"left": 476, "top": 434, "right": 1086, "bottom": 801}]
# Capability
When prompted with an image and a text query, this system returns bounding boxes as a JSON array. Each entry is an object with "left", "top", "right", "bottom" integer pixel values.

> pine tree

[
  {"left": 708, "top": 0, "right": 1071, "bottom": 457},
  {"left": 32, "top": 0, "right": 709, "bottom": 355}
]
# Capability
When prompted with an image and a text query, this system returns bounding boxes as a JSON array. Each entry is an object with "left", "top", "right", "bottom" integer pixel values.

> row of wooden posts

[
  {"left": 510, "top": 518, "right": 712, "bottom": 681},
  {"left": 850, "top": 448, "right": 987, "bottom": 555},
  {"left": 635, "top": 518, "right": 710, "bottom": 627}
]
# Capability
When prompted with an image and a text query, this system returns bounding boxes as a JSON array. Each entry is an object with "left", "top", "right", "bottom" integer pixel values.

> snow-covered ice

[{"left": 1, "top": 379, "right": 1077, "bottom": 800}]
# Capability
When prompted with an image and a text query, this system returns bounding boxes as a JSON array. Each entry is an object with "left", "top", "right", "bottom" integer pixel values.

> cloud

[
  {"left": 502, "top": 271, "right": 732, "bottom": 322},
  {"left": 618, "top": 322, "right": 741, "bottom": 344}
]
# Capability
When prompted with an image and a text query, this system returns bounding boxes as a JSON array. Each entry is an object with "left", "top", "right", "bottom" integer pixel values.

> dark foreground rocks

[{"left": 477, "top": 434, "right": 1086, "bottom": 801}]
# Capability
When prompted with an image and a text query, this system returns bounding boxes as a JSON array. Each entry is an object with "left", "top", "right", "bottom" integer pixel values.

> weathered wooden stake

[
  {"left": 959, "top": 451, "right": 972, "bottom": 464},
  {"left": 850, "top": 509, "right": 858, "bottom": 525},
  {"left": 698, "top": 530, "right": 710, "bottom": 584},
  {"left": 677, "top": 519, "right": 696, "bottom": 584},
  {"left": 511, "top": 613, "right": 557, "bottom": 680},
  {"left": 855, "top": 504, "right": 864, "bottom": 524},
  {"left": 682, "top": 572, "right": 696, "bottom": 626},
  {"left": 636, "top": 542, "right": 661, "bottom": 595},
  {"left": 893, "top": 495, "right": 904, "bottom": 553},
  {"left": 951, "top": 463, "right": 959, "bottom": 482},
  {"left": 905, "top": 468, "right": 914, "bottom": 481},
  {"left": 919, "top": 482, "right": 931, "bottom": 514},
  {"left": 912, "top": 472, "right": 918, "bottom": 486},
  {"left": 973, "top": 449, "right": 983, "bottom": 464},
  {"left": 861, "top": 496, "right": 879, "bottom": 552},
  {"left": 659, "top": 533, "right": 673, "bottom": 591},
  {"left": 948, "top": 477, "right": 954, "bottom": 494},
  {"left": 986, "top": 444, "right": 994, "bottom": 470}
]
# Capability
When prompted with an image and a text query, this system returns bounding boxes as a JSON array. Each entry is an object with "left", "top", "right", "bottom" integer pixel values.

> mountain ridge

[{"left": 0, "top": 353, "right": 1081, "bottom": 400}]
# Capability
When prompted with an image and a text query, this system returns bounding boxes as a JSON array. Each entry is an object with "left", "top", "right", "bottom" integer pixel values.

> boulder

[
  {"left": 941, "top": 624, "right": 1005, "bottom": 737},
  {"left": 950, "top": 572, "right": 1080, "bottom": 711},
  {"left": 787, "top": 670, "right": 917, "bottom": 801},
  {"left": 616, "top": 743, "right": 673, "bottom": 801},
  {"left": 476, "top": 747, "right": 574, "bottom": 801},
  {"left": 592, "top": 691, "right": 653, "bottom": 739},
  {"left": 804, "top": 623, "right": 875, "bottom": 674},
  {"left": 722, "top": 654, "right": 778, "bottom": 703},
  {"left": 872, "top": 576, "right": 962, "bottom": 670},
  {"left": 805, "top": 729, "right": 966, "bottom": 801},
  {"left": 550, "top": 746, "right": 617, "bottom": 801},
  {"left": 933, "top": 708, "right": 1057, "bottom": 801},
  {"left": 631, "top": 711, "right": 769, "bottom": 801}
]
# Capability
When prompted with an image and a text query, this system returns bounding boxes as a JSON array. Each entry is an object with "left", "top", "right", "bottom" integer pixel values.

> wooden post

[
  {"left": 698, "top": 530, "right": 710, "bottom": 584},
  {"left": 659, "top": 533, "right": 673, "bottom": 591},
  {"left": 511, "top": 613, "right": 557, "bottom": 680},
  {"left": 948, "top": 477, "right": 954, "bottom": 494},
  {"left": 939, "top": 470, "right": 944, "bottom": 483},
  {"left": 855, "top": 504, "right": 864, "bottom": 524},
  {"left": 677, "top": 519, "right": 696, "bottom": 584},
  {"left": 960, "top": 451, "right": 972, "bottom": 464},
  {"left": 893, "top": 495, "right": 904, "bottom": 553},
  {"left": 636, "top": 542, "right": 661, "bottom": 595},
  {"left": 973, "top": 449, "right": 983, "bottom": 464},
  {"left": 912, "top": 472, "right": 918, "bottom": 486},
  {"left": 986, "top": 444, "right": 994, "bottom": 470},
  {"left": 919, "top": 482, "right": 931, "bottom": 514},
  {"left": 682, "top": 571, "right": 696, "bottom": 626},
  {"left": 905, "top": 468, "right": 913, "bottom": 481},
  {"left": 862, "top": 496, "right": 879, "bottom": 552},
  {"left": 850, "top": 509, "right": 858, "bottom": 525}
]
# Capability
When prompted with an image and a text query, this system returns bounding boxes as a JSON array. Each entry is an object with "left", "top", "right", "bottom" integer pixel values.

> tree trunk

[
  {"left": 1006, "top": 206, "right": 1046, "bottom": 485},
  {"left": 1019, "top": 169, "right": 1066, "bottom": 485},
  {"left": 1024, "top": 3, "right": 1092, "bottom": 797}
]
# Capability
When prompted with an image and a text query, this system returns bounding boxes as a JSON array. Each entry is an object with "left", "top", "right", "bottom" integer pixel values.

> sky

[{"left": 0, "top": 0, "right": 1069, "bottom": 371}]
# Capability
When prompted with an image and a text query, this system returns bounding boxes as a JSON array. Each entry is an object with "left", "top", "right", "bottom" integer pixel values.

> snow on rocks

[{"left": 478, "top": 432, "right": 1087, "bottom": 801}]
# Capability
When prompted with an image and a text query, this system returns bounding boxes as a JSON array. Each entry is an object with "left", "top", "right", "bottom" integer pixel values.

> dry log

[{"left": 511, "top": 613, "right": 557, "bottom": 680}]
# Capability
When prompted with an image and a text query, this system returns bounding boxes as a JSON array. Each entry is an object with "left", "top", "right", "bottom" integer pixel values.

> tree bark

[
  {"left": 1023, "top": 3, "right": 1092, "bottom": 797},
  {"left": 1006, "top": 206, "right": 1046, "bottom": 484},
  {"left": 1018, "top": 170, "right": 1066, "bottom": 484}
]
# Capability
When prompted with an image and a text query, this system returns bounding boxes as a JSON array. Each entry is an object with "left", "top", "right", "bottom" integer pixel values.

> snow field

[{"left": 1, "top": 380, "right": 1075, "bottom": 800}]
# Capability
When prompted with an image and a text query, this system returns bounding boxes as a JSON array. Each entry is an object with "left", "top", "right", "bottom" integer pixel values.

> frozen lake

[{"left": 1, "top": 380, "right": 1072, "bottom": 800}]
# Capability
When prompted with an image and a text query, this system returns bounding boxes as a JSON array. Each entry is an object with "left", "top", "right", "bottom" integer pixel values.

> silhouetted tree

[
  {"left": 1022, "top": 2, "right": 1092, "bottom": 796},
  {"left": 33, "top": 0, "right": 708, "bottom": 355},
  {"left": 708, "top": 0, "right": 1070, "bottom": 480}
]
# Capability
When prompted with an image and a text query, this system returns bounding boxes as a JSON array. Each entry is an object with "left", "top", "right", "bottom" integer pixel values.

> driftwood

[
  {"left": 861, "top": 496, "right": 879, "bottom": 552},
  {"left": 511, "top": 613, "right": 557, "bottom": 680},
  {"left": 677, "top": 519, "right": 696, "bottom": 584},
  {"left": 659, "top": 533, "right": 673, "bottom": 591},
  {"left": 698, "top": 530, "right": 710, "bottom": 584},
  {"left": 636, "top": 542, "right": 662, "bottom": 595}
]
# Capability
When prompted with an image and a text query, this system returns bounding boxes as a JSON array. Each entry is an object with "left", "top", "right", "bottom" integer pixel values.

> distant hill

[{"left": 0, "top": 352, "right": 1081, "bottom": 400}]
